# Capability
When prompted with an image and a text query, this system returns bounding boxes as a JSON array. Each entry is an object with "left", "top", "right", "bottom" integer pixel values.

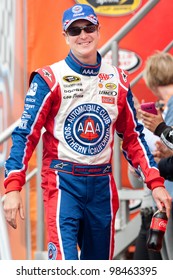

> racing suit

[{"left": 4, "top": 51, "right": 165, "bottom": 260}]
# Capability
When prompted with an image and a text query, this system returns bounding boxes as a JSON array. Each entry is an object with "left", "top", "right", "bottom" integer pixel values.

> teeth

[{"left": 79, "top": 42, "right": 90, "bottom": 45}]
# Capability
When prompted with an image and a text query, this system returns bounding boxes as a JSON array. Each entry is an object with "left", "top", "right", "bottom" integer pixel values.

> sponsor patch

[
  {"left": 105, "top": 83, "right": 117, "bottom": 90},
  {"left": 63, "top": 76, "right": 81, "bottom": 83},
  {"left": 102, "top": 96, "right": 115, "bottom": 104},
  {"left": 42, "top": 69, "right": 52, "bottom": 82},
  {"left": 27, "top": 82, "right": 38, "bottom": 96},
  {"left": 82, "top": 69, "right": 99, "bottom": 75},
  {"left": 121, "top": 69, "right": 128, "bottom": 83},
  {"left": 98, "top": 73, "right": 114, "bottom": 82},
  {"left": 48, "top": 242, "right": 57, "bottom": 260},
  {"left": 99, "top": 90, "right": 117, "bottom": 96},
  {"left": 18, "top": 120, "right": 28, "bottom": 129}
]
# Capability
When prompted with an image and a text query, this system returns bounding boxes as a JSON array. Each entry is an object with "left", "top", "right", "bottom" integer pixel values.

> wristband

[{"left": 154, "top": 122, "right": 169, "bottom": 136}]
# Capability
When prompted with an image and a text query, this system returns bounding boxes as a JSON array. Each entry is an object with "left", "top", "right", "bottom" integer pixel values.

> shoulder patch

[
  {"left": 116, "top": 68, "right": 129, "bottom": 85},
  {"left": 37, "top": 66, "right": 56, "bottom": 89},
  {"left": 29, "top": 66, "right": 56, "bottom": 89}
]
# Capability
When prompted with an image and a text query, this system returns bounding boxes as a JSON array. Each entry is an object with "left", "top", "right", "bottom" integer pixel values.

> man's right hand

[{"left": 2, "top": 191, "right": 24, "bottom": 229}]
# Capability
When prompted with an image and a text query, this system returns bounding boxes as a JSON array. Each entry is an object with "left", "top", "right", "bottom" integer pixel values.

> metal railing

[{"left": 99, "top": 0, "right": 160, "bottom": 56}]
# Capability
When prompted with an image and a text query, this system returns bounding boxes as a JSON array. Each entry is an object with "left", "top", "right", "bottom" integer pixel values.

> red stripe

[
  {"left": 45, "top": 170, "right": 63, "bottom": 259},
  {"left": 109, "top": 175, "right": 119, "bottom": 259}
]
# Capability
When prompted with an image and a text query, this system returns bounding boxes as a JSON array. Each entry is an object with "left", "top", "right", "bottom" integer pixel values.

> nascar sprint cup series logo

[
  {"left": 64, "top": 103, "right": 111, "bottom": 155},
  {"left": 76, "top": 0, "right": 141, "bottom": 16}
]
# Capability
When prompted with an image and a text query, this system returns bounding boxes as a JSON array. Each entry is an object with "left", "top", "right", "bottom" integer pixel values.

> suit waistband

[{"left": 50, "top": 159, "right": 112, "bottom": 176}]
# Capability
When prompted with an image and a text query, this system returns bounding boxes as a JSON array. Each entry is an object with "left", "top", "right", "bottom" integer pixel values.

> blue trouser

[{"left": 46, "top": 160, "right": 119, "bottom": 260}]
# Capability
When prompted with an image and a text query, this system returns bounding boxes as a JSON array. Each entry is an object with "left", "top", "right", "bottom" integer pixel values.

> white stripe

[
  {"left": 55, "top": 172, "right": 65, "bottom": 260},
  {"left": 109, "top": 175, "right": 113, "bottom": 260},
  {"left": 126, "top": 99, "right": 153, "bottom": 168}
]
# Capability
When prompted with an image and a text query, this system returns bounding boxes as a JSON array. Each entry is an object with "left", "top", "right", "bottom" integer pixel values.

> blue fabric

[
  {"left": 58, "top": 172, "right": 112, "bottom": 260},
  {"left": 4, "top": 74, "right": 49, "bottom": 177}
]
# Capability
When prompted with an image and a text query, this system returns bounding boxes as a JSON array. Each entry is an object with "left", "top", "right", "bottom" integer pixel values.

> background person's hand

[
  {"left": 153, "top": 140, "right": 173, "bottom": 163},
  {"left": 138, "top": 108, "right": 164, "bottom": 133}
]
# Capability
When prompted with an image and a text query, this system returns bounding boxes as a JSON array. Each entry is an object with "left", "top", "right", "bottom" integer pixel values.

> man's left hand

[{"left": 152, "top": 187, "right": 172, "bottom": 218}]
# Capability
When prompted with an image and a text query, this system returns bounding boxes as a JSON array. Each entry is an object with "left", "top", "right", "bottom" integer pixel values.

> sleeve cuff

[
  {"left": 154, "top": 122, "right": 170, "bottom": 136},
  {"left": 148, "top": 177, "right": 165, "bottom": 191},
  {"left": 5, "top": 180, "right": 22, "bottom": 194}
]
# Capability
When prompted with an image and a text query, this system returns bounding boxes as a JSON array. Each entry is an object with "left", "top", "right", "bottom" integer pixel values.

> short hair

[{"left": 143, "top": 51, "right": 173, "bottom": 91}]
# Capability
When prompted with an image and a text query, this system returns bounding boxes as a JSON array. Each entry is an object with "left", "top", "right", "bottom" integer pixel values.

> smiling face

[{"left": 63, "top": 19, "right": 100, "bottom": 65}]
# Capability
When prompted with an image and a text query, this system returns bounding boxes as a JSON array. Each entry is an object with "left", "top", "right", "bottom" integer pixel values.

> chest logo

[
  {"left": 63, "top": 76, "right": 81, "bottom": 83},
  {"left": 64, "top": 103, "right": 111, "bottom": 156}
]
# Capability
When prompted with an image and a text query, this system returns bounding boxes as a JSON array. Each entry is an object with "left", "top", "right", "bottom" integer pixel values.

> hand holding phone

[{"left": 140, "top": 102, "right": 157, "bottom": 115}]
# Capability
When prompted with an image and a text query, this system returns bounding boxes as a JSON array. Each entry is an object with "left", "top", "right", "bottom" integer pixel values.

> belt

[{"left": 50, "top": 159, "right": 112, "bottom": 176}]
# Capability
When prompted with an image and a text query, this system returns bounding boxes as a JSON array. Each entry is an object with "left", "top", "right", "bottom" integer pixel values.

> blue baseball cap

[{"left": 62, "top": 4, "right": 99, "bottom": 31}]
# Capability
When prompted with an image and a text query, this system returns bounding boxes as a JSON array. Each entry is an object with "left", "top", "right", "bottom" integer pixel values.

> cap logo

[{"left": 72, "top": 5, "right": 83, "bottom": 14}]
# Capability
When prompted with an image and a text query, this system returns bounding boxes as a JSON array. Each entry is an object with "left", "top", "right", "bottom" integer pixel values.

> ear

[
  {"left": 97, "top": 25, "right": 101, "bottom": 39},
  {"left": 62, "top": 31, "right": 70, "bottom": 45}
]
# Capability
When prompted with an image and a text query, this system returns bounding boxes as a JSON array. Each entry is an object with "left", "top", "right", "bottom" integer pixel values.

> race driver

[{"left": 2, "top": 4, "right": 172, "bottom": 260}]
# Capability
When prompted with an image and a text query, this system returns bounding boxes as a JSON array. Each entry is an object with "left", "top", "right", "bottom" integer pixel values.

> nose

[{"left": 79, "top": 29, "right": 87, "bottom": 38}]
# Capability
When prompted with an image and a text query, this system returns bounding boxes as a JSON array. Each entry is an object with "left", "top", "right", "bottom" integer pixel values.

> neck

[
  {"left": 65, "top": 51, "right": 102, "bottom": 76},
  {"left": 74, "top": 52, "right": 97, "bottom": 65}
]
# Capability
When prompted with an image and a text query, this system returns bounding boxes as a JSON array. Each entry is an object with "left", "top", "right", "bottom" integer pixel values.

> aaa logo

[{"left": 64, "top": 103, "right": 111, "bottom": 155}]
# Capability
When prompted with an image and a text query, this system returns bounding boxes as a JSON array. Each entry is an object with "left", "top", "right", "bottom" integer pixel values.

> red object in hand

[{"left": 141, "top": 102, "right": 157, "bottom": 115}]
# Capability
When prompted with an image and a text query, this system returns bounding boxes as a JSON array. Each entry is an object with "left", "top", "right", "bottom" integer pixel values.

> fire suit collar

[{"left": 65, "top": 51, "right": 101, "bottom": 76}]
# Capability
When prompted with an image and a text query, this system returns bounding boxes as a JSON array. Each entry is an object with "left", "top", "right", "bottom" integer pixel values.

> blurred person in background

[
  {"left": 139, "top": 51, "right": 173, "bottom": 259},
  {"left": 2, "top": 5, "right": 171, "bottom": 260},
  {"left": 140, "top": 101, "right": 173, "bottom": 181}
]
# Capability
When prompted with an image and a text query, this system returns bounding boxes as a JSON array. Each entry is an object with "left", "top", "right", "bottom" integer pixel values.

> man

[{"left": 2, "top": 4, "right": 171, "bottom": 260}]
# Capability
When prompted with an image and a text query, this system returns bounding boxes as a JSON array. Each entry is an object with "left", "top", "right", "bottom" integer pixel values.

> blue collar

[{"left": 65, "top": 51, "right": 102, "bottom": 76}]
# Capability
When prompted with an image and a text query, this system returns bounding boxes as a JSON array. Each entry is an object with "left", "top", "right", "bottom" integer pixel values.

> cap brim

[{"left": 64, "top": 17, "right": 98, "bottom": 31}]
